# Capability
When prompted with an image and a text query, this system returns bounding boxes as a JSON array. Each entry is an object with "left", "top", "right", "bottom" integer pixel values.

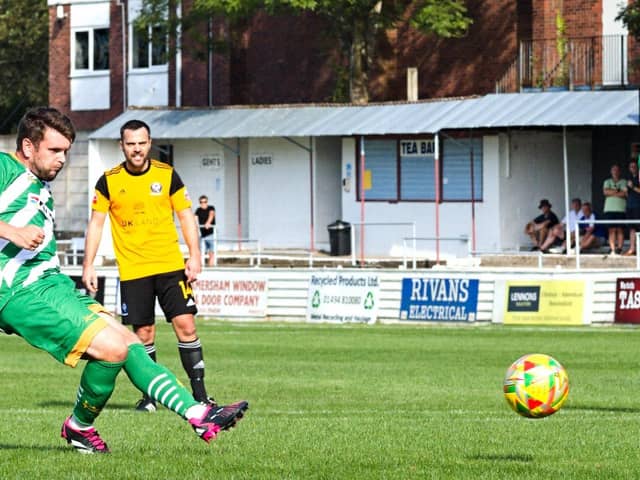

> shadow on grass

[
  {"left": 38, "top": 400, "right": 135, "bottom": 410},
  {"left": 564, "top": 404, "right": 640, "bottom": 413},
  {"left": 468, "top": 453, "right": 534, "bottom": 462}
]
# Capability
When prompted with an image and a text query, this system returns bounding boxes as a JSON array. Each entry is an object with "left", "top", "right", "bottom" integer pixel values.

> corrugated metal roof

[
  {"left": 448, "top": 90, "right": 640, "bottom": 129},
  {"left": 89, "top": 90, "right": 639, "bottom": 140}
]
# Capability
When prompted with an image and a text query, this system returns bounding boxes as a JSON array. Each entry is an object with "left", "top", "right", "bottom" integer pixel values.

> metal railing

[
  {"left": 349, "top": 222, "right": 416, "bottom": 267},
  {"left": 401, "top": 236, "right": 470, "bottom": 269},
  {"left": 496, "top": 34, "right": 629, "bottom": 93},
  {"left": 574, "top": 219, "right": 640, "bottom": 269}
]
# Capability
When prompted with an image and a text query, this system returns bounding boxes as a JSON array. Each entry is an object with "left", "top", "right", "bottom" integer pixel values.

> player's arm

[
  {"left": 177, "top": 207, "right": 202, "bottom": 282},
  {"left": 0, "top": 221, "right": 44, "bottom": 250},
  {"left": 83, "top": 177, "right": 110, "bottom": 293},
  {"left": 82, "top": 210, "right": 107, "bottom": 293}
]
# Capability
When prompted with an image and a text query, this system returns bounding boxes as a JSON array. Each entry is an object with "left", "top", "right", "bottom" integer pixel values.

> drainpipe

[
  {"left": 117, "top": 0, "right": 126, "bottom": 111},
  {"left": 175, "top": 2, "right": 182, "bottom": 107}
]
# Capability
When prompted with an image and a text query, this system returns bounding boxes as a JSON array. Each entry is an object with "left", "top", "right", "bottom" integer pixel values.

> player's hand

[
  {"left": 185, "top": 256, "right": 201, "bottom": 283},
  {"left": 82, "top": 265, "right": 99, "bottom": 294},
  {"left": 9, "top": 225, "right": 45, "bottom": 251}
]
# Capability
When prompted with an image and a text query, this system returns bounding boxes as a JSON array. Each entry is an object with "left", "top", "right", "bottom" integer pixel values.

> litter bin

[{"left": 327, "top": 220, "right": 351, "bottom": 256}]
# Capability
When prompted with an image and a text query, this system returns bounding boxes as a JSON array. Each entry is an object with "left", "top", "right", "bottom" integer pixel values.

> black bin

[{"left": 327, "top": 220, "right": 351, "bottom": 256}]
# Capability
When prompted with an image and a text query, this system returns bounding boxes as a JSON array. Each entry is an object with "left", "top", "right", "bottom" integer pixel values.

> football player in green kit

[{"left": 0, "top": 107, "right": 247, "bottom": 453}]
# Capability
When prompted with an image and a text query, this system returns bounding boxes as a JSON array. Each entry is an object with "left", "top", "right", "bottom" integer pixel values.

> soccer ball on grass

[{"left": 503, "top": 353, "right": 569, "bottom": 418}]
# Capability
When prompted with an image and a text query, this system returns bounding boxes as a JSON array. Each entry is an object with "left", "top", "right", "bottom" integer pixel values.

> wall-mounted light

[{"left": 56, "top": 4, "right": 67, "bottom": 22}]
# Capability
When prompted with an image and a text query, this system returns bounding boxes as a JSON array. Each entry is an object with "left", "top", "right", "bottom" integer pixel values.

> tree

[
  {"left": 617, "top": 1, "right": 640, "bottom": 39},
  {"left": 0, "top": 0, "right": 48, "bottom": 133},
  {"left": 138, "top": 0, "right": 472, "bottom": 104}
]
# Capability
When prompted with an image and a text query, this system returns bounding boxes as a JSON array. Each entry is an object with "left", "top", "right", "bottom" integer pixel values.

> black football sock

[{"left": 178, "top": 338, "right": 211, "bottom": 402}]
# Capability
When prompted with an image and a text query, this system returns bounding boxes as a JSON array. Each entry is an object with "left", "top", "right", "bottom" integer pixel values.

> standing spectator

[
  {"left": 540, "top": 198, "right": 583, "bottom": 253},
  {"left": 625, "top": 160, "right": 640, "bottom": 255},
  {"left": 603, "top": 163, "right": 627, "bottom": 255},
  {"left": 524, "top": 199, "right": 559, "bottom": 250},
  {"left": 580, "top": 202, "right": 607, "bottom": 251},
  {"left": 82, "top": 119, "right": 215, "bottom": 412},
  {"left": 195, "top": 195, "right": 216, "bottom": 266}
]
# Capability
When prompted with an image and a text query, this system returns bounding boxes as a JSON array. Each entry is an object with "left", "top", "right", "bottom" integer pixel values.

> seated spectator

[
  {"left": 524, "top": 199, "right": 559, "bottom": 250},
  {"left": 580, "top": 202, "right": 607, "bottom": 252},
  {"left": 540, "top": 198, "right": 584, "bottom": 253}
]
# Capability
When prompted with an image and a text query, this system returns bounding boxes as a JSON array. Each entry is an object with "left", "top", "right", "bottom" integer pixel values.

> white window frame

[
  {"left": 129, "top": 23, "right": 168, "bottom": 72},
  {"left": 71, "top": 26, "right": 110, "bottom": 75}
]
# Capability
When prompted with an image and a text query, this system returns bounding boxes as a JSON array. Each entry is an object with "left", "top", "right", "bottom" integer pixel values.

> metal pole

[
  {"left": 360, "top": 136, "right": 366, "bottom": 266},
  {"left": 309, "top": 136, "right": 315, "bottom": 252},
  {"left": 562, "top": 126, "right": 571, "bottom": 256},
  {"left": 412, "top": 221, "right": 416, "bottom": 270},
  {"left": 237, "top": 139, "right": 242, "bottom": 251},
  {"left": 469, "top": 131, "right": 477, "bottom": 253},
  {"left": 575, "top": 221, "right": 581, "bottom": 269},
  {"left": 434, "top": 133, "right": 441, "bottom": 264}
]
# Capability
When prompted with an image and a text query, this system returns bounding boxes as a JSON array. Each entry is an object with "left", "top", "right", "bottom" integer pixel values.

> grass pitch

[{"left": 1, "top": 321, "right": 639, "bottom": 479}]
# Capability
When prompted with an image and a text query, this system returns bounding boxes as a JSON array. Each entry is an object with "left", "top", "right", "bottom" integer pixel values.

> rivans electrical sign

[{"left": 399, "top": 277, "right": 479, "bottom": 322}]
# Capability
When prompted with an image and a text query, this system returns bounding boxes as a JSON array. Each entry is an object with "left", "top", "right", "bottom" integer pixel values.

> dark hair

[
  {"left": 199, "top": 195, "right": 208, "bottom": 202},
  {"left": 583, "top": 201, "right": 592, "bottom": 209},
  {"left": 16, "top": 107, "right": 75, "bottom": 152},
  {"left": 571, "top": 197, "right": 581, "bottom": 204},
  {"left": 120, "top": 119, "right": 151, "bottom": 140}
]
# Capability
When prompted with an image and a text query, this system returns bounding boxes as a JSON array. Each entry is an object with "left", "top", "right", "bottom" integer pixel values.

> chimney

[{"left": 407, "top": 67, "right": 418, "bottom": 102}]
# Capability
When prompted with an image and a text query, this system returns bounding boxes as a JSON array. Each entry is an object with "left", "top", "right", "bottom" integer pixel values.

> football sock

[
  {"left": 72, "top": 359, "right": 124, "bottom": 426},
  {"left": 142, "top": 343, "right": 157, "bottom": 402},
  {"left": 144, "top": 343, "right": 157, "bottom": 362},
  {"left": 123, "top": 343, "right": 198, "bottom": 417},
  {"left": 178, "top": 338, "right": 210, "bottom": 402}
]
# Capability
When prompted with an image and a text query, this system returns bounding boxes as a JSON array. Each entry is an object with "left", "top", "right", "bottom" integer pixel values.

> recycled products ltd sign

[
  {"left": 307, "top": 273, "right": 380, "bottom": 324},
  {"left": 399, "top": 277, "right": 479, "bottom": 322}
]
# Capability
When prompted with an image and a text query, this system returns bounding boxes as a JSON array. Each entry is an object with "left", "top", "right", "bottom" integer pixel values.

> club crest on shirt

[
  {"left": 150, "top": 182, "right": 162, "bottom": 195},
  {"left": 27, "top": 193, "right": 55, "bottom": 223}
]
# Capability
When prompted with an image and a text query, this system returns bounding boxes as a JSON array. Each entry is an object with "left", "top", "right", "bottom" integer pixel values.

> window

[
  {"left": 73, "top": 28, "right": 109, "bottom": 71},
  {"left": 442, "top": 138, "right": 483, "bottom": 201},
  {"left": 132, "top": 25, "right": 167, "bottom": 69},
  {"left": 152, "top": 144, "right": 173, "bottom": 166},
  {"left": 357, "top": 136, "right": 482, "bottom": 202}
]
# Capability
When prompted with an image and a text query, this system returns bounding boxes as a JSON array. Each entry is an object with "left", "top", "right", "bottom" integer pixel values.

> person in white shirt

[{"left": 540, "top": 198, "right": 584, "bottom": 253}]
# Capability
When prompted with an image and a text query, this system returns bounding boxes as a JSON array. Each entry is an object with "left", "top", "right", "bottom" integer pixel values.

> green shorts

[{"left": 0, "top": 274, "right": 108, "bottom": 367}]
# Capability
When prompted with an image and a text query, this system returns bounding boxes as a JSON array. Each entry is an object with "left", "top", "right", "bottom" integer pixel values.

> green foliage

[
  {"left": 617, "top": 1, "right": 640, "bottom": 39},
  {"left": 1, "top": 321, "right": 640, "bottom": 478},
  {"left": 0, "top": 0, "right": 48, "bottom": 133}
]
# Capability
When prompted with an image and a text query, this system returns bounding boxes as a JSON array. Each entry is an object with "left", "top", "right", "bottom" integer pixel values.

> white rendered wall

[
  {"left": 498, "top": 130, "right": 592, "bottom": 251},
  {"left": 248, "top": 137, "right": 311, "bottom": 248}
]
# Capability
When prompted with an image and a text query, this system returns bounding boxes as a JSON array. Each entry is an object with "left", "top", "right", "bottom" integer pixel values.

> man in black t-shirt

[
  {"left": 194, "top": 195, "right": 216, "bottom": 266},
  {"left": 524, "top": 199, "right": 559, "bottom": 250}
]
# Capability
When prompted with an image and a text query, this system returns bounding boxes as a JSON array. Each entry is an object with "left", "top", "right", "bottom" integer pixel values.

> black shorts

[
  {"left": 120, "top": 270, "right": 198, "bottom": 326},
  {"left": 626, "top": 206, "right": 640, "bottom": 230},
  {"left": 603, "top": 211, "right": 625, "bottom": 230}
]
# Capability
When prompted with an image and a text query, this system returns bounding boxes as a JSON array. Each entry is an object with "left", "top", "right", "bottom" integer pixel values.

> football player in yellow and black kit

[{"left": 82, "top": 119, "right": 214, "bottom": 411}]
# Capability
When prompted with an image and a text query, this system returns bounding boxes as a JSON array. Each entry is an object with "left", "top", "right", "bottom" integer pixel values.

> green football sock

[
  {"left": 73, "top": 359, "right": 124, "bottom": 426},
  {"left": 123, "top": 343, "right": 199, "bottom": 417}
]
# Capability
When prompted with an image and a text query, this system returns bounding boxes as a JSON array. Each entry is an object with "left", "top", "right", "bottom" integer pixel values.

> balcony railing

[{"left": 496, "top": 35, "right": 632, "bottom": 93}]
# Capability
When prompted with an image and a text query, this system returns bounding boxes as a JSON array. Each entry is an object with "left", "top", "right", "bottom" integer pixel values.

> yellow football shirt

[{"left": 92, "top": 160, "right": 192, "bottom": 281}]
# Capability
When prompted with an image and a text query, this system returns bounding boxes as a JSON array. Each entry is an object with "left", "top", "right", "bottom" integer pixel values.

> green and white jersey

[{"left": 0, "top": 152, "right": 59, "bottom": 308}]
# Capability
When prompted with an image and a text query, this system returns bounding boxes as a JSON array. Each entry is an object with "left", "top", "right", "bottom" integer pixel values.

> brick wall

[{"left": 49, "top": 3, "right": 125, "bottom": 131}]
